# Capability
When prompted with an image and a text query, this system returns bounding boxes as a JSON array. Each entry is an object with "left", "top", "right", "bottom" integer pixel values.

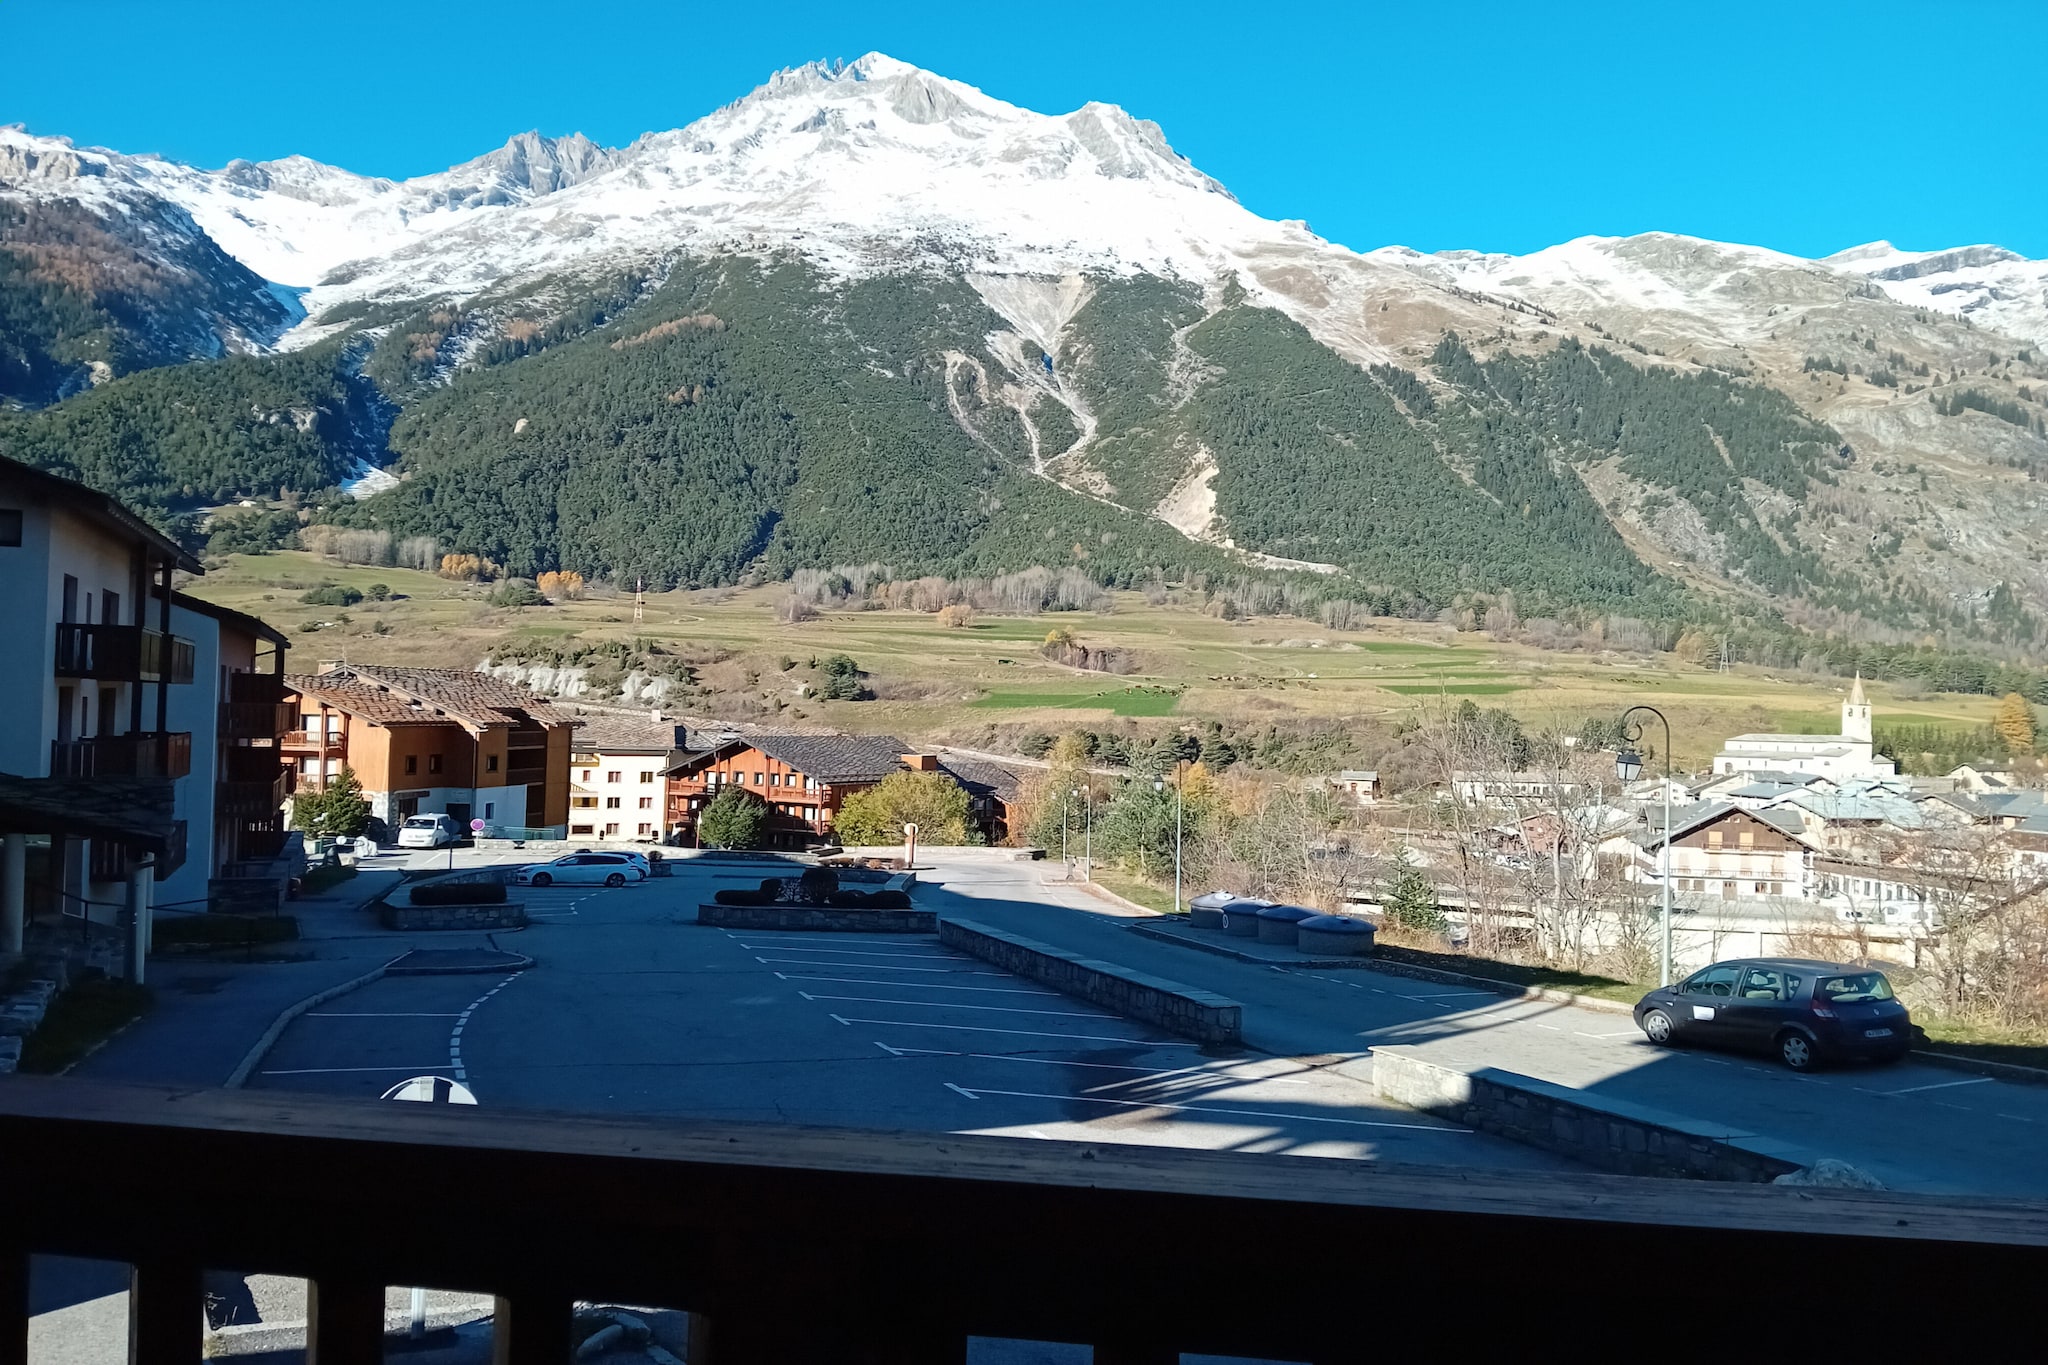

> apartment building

[
  {"left": 666, "top": 733, "right": 914, "bottom": 849},
  {"left": 285, "top": 665, "right": 575, "bottom": 833},
  {"left": 569, "top": 714, "right": 689, "bottom": 841},
  {"left": 1614, "top": 802, "right": 1816, "bottom": 901},
  {"left": 0, "top": 457, "right": 201, "bottom": 946}
]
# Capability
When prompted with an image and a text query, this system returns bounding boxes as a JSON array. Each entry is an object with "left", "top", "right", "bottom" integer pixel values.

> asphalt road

[
  {"left": 912, "top": 855, "right": 2048, "bottom": 1197},
  {"left": 250, "top": 865, "right": 1567, "bottom": 1173}
]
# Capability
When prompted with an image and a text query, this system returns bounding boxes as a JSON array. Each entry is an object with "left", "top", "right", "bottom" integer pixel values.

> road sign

[
  {"left": 470, "top": 818, "right": 487, "bottom": 832},
  {"left": 380, "top": 1075, "right": 478, "bottom": 1104}
]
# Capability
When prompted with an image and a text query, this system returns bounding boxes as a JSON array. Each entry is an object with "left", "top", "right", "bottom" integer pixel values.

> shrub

[
  {"left": 937, "top": 604, "right": 976, "bottom": 628},
  {"left": 409, "top": 880, "right": 509, "bottom": 906},
  {"left": 489, "top": 580, "right": 548, "bottom": 608},
  {"left": 698, "top": 786, "right": 768, "bottom": 849},
  {"left": 299, "top": 583, "right": 363, "bottom": 607}
]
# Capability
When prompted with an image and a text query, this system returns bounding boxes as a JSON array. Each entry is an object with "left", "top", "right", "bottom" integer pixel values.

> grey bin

[
  {"left": 1189, "top": 890, "right": 1241, "bottom": 931},
  {"left": 1255, "top": 903, "right": 1318, "bottom": 947},
  {"left": 1296, "top": 914, "right": 1377, "bottom": 956},
  {"left": 1222, "top": 900, "right": 1271, "bottom": 938}
]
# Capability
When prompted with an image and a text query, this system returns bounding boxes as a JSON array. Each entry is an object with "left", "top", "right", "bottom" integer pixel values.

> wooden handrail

[{"left": 1, "top": 1080, "right": 2044, "bottom": 1360}]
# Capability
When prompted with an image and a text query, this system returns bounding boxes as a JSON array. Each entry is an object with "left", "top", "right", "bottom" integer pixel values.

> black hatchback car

[{"left": 1633, "top": 957, "right": 1912, "bottom": 1071}]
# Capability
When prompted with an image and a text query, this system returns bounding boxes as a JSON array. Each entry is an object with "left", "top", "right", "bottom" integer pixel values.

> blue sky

[{"left": 6, "top": 0, "right": 2044, "bottom": 258}]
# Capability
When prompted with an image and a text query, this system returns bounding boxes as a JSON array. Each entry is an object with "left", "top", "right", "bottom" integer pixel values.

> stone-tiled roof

[
  {"left": 1635, "top": 801, "right": 1808, "bottom": 851},
  {"left": 748, "top": 733, "right": 912, "bottom": 784},
  {"left": 291, "top": 665, "right": 575, "bottom": 729},
  {"left": 937, "top": 755, "right": 1024, "bottom": 801},
  {"left": 0, "top": 774, "right": 177, "bottom": 851},
  {"left": 572, "top": 714, "right": 685, "bottom": 753}
]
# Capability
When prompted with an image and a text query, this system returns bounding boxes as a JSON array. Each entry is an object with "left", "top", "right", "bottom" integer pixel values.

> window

[
  {"left": 0, "top": 508, "right": 21, "bottom": 547},
  {"left": 428, "top": 754, "right": 443, "bottom": 775},
  {"left": 61, "top": 574, "right": 78, "bottom": 623},
  {"left": 637, "top": 823, "right": 652, "bottom": 836},
  {"left": 640, "top": 771, "right": 656, "bottom": 784},
  {"left": 607, "top": 771, "right": 622, "bottom": 784},
  {"left": 486, "top": 755, "right": 499, "bottom": 773},
  {"left": 603, "top": 823, "right": 620, "bottom": 836},
  {"left": 571, "top": 824, "right": 594, "bottom": 836},
  {"left": 405, "top": 755, "right": 417, "bottom": 775},
  {"left": 1754, "top": 882, "right": 1768, "bottom": 895},
  {"left": 581, "top": 769, "right": 594, "bottom": 782},
  {"left": 605, "top": 797, "right": 621, "bottom": 809},
  {"left": 804, "top": 776, "right": 816, "bottom": 791},
  {"left": 769, "top": 773, "right": 781, "bottom": 787},
  {"left": 752, "top": 771, "right": 763, "bottom": 785},
  {"left": 638, "top": 797, "right": 654, "bottom": 809},
  {"left": 1681, "top": 965, "right": 1739, "bottom": 997},
  {"left": 1706, "top": 830, "right": 1723, "bottom": 848},
  {"left": 484, "top": 802, "right": 495, "bottom": 819},
  {"left": 1738, "top": 831, "right": 1755, "bottom": 849},
  {"left": 1738, "top": 968, "right": 1784, "bottom": 1000},
  {"left": 101, "top": 590, "right": 120, "bottom": 627},
  {"left": 572, "top": 797, "right": 598, "bottom": 809}
]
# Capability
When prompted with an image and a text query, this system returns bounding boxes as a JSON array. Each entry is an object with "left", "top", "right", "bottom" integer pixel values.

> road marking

[
  {"left": 305, "top": 1012, "right": 464, "bottom": 1018},
  {"left": 261, "top": 1065, "right": 454, "bottom": 1075},
  {"left": 1575, "top": 1029, "right": 1640, "bottom": 1039},
  {"left": 778, "top": 973, "right": 1061, "bottom": 997},
  {"left": 945, "top": 1083, "right": 980, "bottom": 1100},
  {"left": 951, "top": 1086, "right": 1466, "bottom": 1132},
  {"left": 1399, "top": 991, "right": 1499, "bottom": 1000},
  {"left": 736, "top": 945, "right": 968, "bottom": 961},
  {"left": 754, "top": 956, "right": 1007, "bottom": 976},
  {"left": 446, "top": 973, "right": 519, "bottom": 1098},
  {"left": 1998, "top": 1113, "right": 2035, "bottom": 1123},
  {"left": 830, "top": 1014, "right": 852, "bottom": 1026},
  {"left": 891, "top": 1049, "right": 1310, "bottom": 1083},
  {"left": 797, "top": 991, "right": 1118, "bottom": 1019},
  {"left": 1534, "top": 1023, "right": 1563, "bottom": 1031},
  {"left": 1884, "top": 1076, "right": 1996, "bottom": 1096},
  {"left": 835, "top": 1016, "right": 1195, "bottom": 1046},
  {"left": 738, "top": 936, "right": 938, "bottom": 949}
]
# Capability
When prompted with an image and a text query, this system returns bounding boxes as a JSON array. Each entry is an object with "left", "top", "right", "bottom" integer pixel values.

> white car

[
  {"left": 396, "top": 814, "right": 463, "bottom": 849},
  {"left": 513, "top": 852, "right": 647, "bottom": 888}
]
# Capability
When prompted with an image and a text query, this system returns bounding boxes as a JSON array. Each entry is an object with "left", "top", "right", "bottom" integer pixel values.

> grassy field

[{"left": 182, "top": 549, "right": 2000, "bottom": 764}]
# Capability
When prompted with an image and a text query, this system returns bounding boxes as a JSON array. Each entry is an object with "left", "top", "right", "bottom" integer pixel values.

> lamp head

[{"left": 1615, "top": 748, "right": 1644, "bottom": 783}]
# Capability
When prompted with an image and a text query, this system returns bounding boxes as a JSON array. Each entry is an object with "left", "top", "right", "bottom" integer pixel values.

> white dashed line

[
  {"left": 951, "top": 1086, "right": 1467, "bottom": 1132},
  {"left": 833, "top": 1017, "right": 1195, "bottom": 1046},
  {"left": 1884, "top": 1076, "right": 1996, "bottom": 1096},
  {"left": 777, "top": 974, "right": 1061, "bottom": 997},
  {"left": 754, "top": 956, "right": 1006, "bottom": 975},
  {"left": 796, "top": 991, "right": 1118, "bottom": 1019}
]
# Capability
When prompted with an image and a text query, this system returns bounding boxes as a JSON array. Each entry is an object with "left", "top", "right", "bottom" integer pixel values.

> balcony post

[
  {"left": 0, "top": 1248, "right": 26, "bottom": 1365},
  {"left": 127, "top": 1260, "right": 202, "bottom": 1365},
  {"left": 1, "top": 833, "right": 24, "bottom": 956},
  {"left": 306, "top": 1278, "right": 388, "bottom": 1364},
  {"left": 155, "top": 558, "right": 171, "bottom": 733},
  {"left": 125, "top": 855, "right": 153, "bottom": 986},
  {"left": 490, "top": 1291, "right": 573, "bottom": 1365}
]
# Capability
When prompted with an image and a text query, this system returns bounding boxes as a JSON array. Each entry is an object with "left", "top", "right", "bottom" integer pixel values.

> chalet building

[
  {"left": 1448, "top": 771, "right": 1594, "bottom": 806},
  {"left": 0, "top": 457, "right": 200, "bottom": 949},
  {"left": 285, "top": 665, "right": 575, "bottom": 834},
  {"left": 665, "top": 735, "right": 1021, "bottom": 849},
  {"left": 1332, "top": 770, "right": 1381, "bottom": 805},
  {"left": 569, "top": 714, "right": 690, "bottom": 842},
  {"left": 1609, "top": 802, "right": 1816, "bottom": 901},
  {"left": 162, "top": 593, "right": 298, "bottom": 914}
]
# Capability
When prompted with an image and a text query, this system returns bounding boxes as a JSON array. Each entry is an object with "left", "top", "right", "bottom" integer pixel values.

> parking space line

[
  {"left": 754, "top": 956, "right": 1008, "bottom": 975},
  {"left": 261, "top": 1065, "right": 453, "bottom": 1075},
  {"left": 947, "top": 1086, "right": 1466, "bottom": 1133},
  {"left": 306, "top": 1012, "right": 464, "bottom": 1018},
  {"left": 798, "top": 991, "right": 1119, "bottom": 1019},
  {"left": 735, "top": 935, "right": 939, "bottom": 949},
  {"left": 1398, "top": 991, "right": 1500, "bottom": 1000},
  {"left": 831, "top": 1016, "right": 1195, "bottom": 1046},
  {"left": 736, "top": 945, "right": 969, "bottom": 961},
  {"left": 777, "top": 974, "right": 1060, "bottom": 997},
  {"left": 1884, "top": 1076, "right": 1995, "bottom": 1096}
]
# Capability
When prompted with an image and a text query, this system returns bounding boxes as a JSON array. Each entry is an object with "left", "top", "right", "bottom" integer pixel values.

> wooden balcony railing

[
  {"left": 50, "top": 732, "right": 193, "bottom": 781},
  {"left": 3, "top": 1081, "right": 2042, "bottom": 1364},
  {"left": 218, "top": 769, "right": 292, "bottom": 820},
  {"left": 52, "top": 623, "right": 195, "bottom": 685},
  {"left": 87, "top": 820, "right": 186, "bottom": 882}
]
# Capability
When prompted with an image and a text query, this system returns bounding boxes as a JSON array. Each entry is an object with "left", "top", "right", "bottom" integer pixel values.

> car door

[
  {"left": 549, "top": 855, "right": 592, "bottom": 884},
  {"left": 1717, "top": 966, "right": 1787, "bottom": 1053},
  {"left": 1673, "top": 964, "right": 1741, "bottom": 1040}
]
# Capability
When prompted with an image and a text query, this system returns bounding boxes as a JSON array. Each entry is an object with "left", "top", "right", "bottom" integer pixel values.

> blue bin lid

[
  {"left": 1256, "top": 904, "right": 1318, "bottom": 923},
  {"left": 1298, "top": 915, "right": 1375, "bottom": 934},
  {"left": 1189, "top": 891, "right": 1240, "bottom": 911},
  {"left": 1222, "top": 898, "right": 1273, "bottom": 914}
]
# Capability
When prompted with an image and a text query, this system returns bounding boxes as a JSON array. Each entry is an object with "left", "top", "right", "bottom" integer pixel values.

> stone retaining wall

[
  {"left": 381, "top": 903, "right": 529, "bottom": 931},
  {"left": 940, "top": 918, "right": 1242, "bottom": 1044},
  {"left": 697, "top": 904, "right": 937, "bottom": 933},
  {"left": 1372, "top": 1050, "right": 1811, "bottom": 1182}
]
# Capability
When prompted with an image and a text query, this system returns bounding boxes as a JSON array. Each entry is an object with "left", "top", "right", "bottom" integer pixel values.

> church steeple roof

[{"left": 1849, "top": 672, "right": 1867, "bottom": 706}]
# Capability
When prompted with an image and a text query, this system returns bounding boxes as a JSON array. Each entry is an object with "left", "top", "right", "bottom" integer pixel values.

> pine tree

[
  {"left": 698, "top": 786, "right": 767, "bottom": 849},
  {"left": 291, "top": 766, "right": 371, "bottom": 838},
  {"left": 1382, "top": 846, "right": 1445, "bottom": 932},
  {"left": 1994, "top": 692, "right": 2037, "bottom": 756}
]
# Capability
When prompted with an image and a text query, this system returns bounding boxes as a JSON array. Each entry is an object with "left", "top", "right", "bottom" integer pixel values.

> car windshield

[
  {"left": 402, "top": 817, "right": 436, "bottom": 829},
  {"left": 1817, "top": 973, "right": 1895, "bottom": 1004}
]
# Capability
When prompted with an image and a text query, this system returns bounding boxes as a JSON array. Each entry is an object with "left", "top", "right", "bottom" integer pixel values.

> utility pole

[
  {"left": 634, "top": 576, "right": 645, "bottom": 626},
  {"left": 1616, "top": 705, "right": 1676, "bottom": 987}
]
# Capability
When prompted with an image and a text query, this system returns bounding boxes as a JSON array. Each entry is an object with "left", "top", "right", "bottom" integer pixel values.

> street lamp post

[
  {"left": 1076, "top": 784, "right": 1094, "bottom": 882},
  {"left": 1061, "top": 787, "right": 1071, "bottom": 869},
  {"left": 1615, "top": 705, "right": 1675, "bottom": 987},
  {"left": 1154, "top": 771, "right": 1184, "bottom": 915}
]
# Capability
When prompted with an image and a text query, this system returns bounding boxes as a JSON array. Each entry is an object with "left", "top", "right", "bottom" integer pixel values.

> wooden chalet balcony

[
  {"left": 50, "top": 731, "right": 192, "bottom": 781},
  {"left": 0, "top": 1081, "right": 2042, "bottom": 1361},
  {"left": 221, "top": 673, "right": 297, "bottom": 740},
  {"left": 88, "top": 819, "right": 186, "bottom": 881},
  {"left": 52, "top": 623, "right": 196, "bottom": 685},
  {"left": 218, "top": 760, "right": 293, "bottom": 820}
]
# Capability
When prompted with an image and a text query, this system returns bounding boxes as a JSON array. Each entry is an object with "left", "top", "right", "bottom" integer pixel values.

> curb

[
  {"left": 223, "top": 958, "right": 399, "bottom": 1090},
  {"left": 1127, "top": 924, "right": 1374, "bottom": 970},
  {"left": 1356, "top": 955, "right": 1637, "bottom": 1016},
  {"left": 385, "top": 951, "right": 536, "bottom": 976}
]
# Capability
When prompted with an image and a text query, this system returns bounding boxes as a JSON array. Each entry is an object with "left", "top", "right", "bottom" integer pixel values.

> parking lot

[{"left": 250, "top": 867, "right": 1568, "bottom": 1171}]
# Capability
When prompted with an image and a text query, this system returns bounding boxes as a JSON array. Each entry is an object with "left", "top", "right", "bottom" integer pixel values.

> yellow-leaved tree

[
  {"left": 833, "top": 770, "right": 973, "bottom": 846},
  {"left": 1994, "top": 692, "right": 2037, "bottom": 756}
]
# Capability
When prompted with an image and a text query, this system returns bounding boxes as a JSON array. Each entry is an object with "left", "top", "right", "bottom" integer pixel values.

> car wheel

[
  {"left": 531, "top": 872, "right": 553, "bottom": 887},
  {"left": 1777, "top": 1031, "right": 1818, "bottom": 1071},
  {"left": 604, "top": 872, "right": 626, "bottom": 887},
  {"left": 1641, "top": 1009, "right": 1677, "bottom": 1046}
]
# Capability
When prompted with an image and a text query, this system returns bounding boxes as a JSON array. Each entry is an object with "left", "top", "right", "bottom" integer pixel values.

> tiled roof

[
  {"left": 937, "top": 755, "right": 1025, "bottom": 801},
  {"left": 1636, "top": 801, "right": 1809, "bottom": 850},
  {"left": 572, "top": 714, "right": 685, "bottom": 753},
  {"left": 748, "top": 733, "right": 912, "bottom": 784},
  {"left": 291, "top": 665, "right": 575, "bottom": 728}
]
